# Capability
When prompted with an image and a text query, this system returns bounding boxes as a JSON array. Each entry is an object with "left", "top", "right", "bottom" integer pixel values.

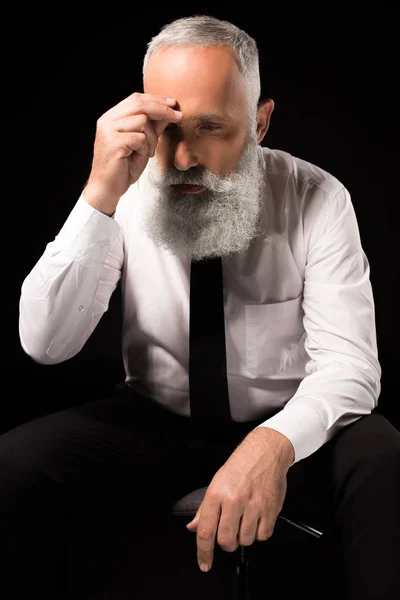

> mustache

[{"left": 148, "top": 164, "right": 235, "bottom": 193}]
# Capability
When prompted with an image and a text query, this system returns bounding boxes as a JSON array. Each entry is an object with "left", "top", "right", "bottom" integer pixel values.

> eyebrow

[{"left": 182, "top": 112, "right": 234, "bottom": 124}]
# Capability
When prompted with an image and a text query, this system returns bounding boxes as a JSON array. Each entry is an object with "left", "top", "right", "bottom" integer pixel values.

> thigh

[
  {"left": 282, "top": 410, "right": 400, "bottom": 530},
  {"left": 0, "top": 382, "right": 215, "bottom": 522}
]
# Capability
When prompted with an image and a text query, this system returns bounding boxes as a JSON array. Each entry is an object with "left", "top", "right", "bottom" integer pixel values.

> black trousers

[{"left": 1, "top": 382, "right": 399, "bottom": 599}]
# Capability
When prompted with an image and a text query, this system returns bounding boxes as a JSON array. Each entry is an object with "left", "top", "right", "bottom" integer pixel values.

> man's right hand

[{"left": 84, "top": 93, "right": 183, "bottom": 215}]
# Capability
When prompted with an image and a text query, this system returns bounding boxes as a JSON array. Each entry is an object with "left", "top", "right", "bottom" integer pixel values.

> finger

[
  {"left": 115, "top": 115, "right": 173, "bottom": 141},
  {"left": 102, "top": 93, "right": 177, "bottom": 119},
  {"left": 216, "top": 503, "right": 242, "bottom": 553},
  {"left": 255, "top": 514, "right": 275, "bottom": 542},
  {"left": 153, "top": 118, "right": 175, "bottom": 138},
  {"left": 237, "top": 510, "right": 259, "bottom": 547},
  {"left": 111, "top": 132, "right": 149, "bottom": 158},
  {"left": 109, "top": 95, "right": 182, "bottom": 123},
  {"left": 115, "top": 115, "right": 159, "bottom": 157},
  {"left": 196, "top": 500, "right": 221, "bottom": 571},
  {"left": 186, "top": 511, "right": 200, "bottom": 529}
]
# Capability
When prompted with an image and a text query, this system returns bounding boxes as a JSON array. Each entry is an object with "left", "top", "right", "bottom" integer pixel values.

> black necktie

[{"left": 189, "top": 256, "right": 232, "bottom": 431}]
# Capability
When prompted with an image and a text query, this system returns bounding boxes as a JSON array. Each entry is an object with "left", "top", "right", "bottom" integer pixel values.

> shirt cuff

[
  {"left": 48, "top": 194, "right": 121, "bottom": 267},
  {"left": 254, "top": 401, "right": 327, "bottom": 466}
]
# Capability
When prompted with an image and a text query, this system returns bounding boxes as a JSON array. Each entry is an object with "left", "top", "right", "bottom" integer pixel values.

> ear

[{"left": 256, "top": 98, "right": 275, "bottom": 144}]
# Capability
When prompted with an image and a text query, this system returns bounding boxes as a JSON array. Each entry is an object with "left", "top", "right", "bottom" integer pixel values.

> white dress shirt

[{"left": 19, "top": 146, "right": 381, "bottom": 464}]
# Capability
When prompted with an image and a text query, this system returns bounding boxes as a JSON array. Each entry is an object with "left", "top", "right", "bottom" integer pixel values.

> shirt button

[{"left": 78, "top": 305, "right": 85, "bottom": 312}]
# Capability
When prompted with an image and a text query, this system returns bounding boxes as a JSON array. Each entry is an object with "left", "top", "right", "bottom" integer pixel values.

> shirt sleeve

[
  {"left": 255, "top": 186, "right": 381, "bottom": 465},
  {"left": 19, "top": 194, "right": 123, "bottom": 364}
]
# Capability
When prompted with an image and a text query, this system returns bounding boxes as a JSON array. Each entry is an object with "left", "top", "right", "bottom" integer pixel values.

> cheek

[{"left": 203, "top": 137, "right": 245, "bottom": 174}]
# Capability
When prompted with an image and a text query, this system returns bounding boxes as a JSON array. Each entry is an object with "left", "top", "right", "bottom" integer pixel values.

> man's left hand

[{"left": 186, "top": 427, "right": 294, "bottom": 572}]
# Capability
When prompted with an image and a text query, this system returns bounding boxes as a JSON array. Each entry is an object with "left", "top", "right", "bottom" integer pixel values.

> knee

[
  {"left": 337, "top": 415, "right": 400, "bottom": 492},
  {"left": 340, "top": 413, "right": 400, "bottom": 470},
  {"left": 359, "top": 436, "right": 400, "bottom": 491},
  {"left": 372, "top": 439, "right": 400, "bottom": 473},
  {"left": 369, "top": 415, "right": 400, "bottom": 467}
]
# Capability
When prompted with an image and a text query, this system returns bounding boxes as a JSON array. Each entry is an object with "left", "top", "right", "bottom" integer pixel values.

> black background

[
  {"left": 5, "top": 6, "right": 400, "bottom": 598},
  {"left": 8, "top": 5, "right": 399, "bottom": 429}
]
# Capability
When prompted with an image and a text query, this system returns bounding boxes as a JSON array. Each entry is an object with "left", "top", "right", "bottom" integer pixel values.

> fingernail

[
  {"left": 173, "top": 110, "right": 183, "bottom": 117},
  {"left": 200, "top": 563, "right": 209, "bottom": 572},
  {"left": 166, "top": 97, "right": 176, "bottom": 103}
]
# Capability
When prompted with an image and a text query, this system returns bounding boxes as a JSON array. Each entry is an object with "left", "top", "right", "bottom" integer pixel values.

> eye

[
  {"left": 163, "top": 123, "right": 222, "bottom": 134},
  {"left": 199, "top": 124, "right": 221, "bottom": 132}
]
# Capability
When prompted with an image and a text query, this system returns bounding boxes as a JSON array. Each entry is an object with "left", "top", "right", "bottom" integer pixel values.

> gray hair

[{"left": 142, "top": 15, "right": 261, "bottom": 128}]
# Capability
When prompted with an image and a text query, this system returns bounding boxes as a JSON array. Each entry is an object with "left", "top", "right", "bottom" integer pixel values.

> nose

[{"left": 173, "top": 140, "right": 200, "bottom": 171}]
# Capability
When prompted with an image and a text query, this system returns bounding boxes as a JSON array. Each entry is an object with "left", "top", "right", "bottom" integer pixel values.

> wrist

[
  {"left": 83, "top": 183, "right": 120, "bottom": 216},
  {"left": 252, "top": 427, "right": 295, "bottom": 471}
]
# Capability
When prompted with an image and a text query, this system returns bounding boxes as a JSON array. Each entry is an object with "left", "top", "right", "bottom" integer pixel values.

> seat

[{"left": 172, "top": 486, "right": 323, "bottom": 600}]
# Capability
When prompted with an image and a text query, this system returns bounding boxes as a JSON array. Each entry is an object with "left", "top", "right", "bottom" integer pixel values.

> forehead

[{"left": 144, "top": 46, "right": 246, "bottom": 118}]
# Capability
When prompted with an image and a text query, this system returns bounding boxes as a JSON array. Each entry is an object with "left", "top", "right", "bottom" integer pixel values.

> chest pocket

[{"left": 245, "top": 295, "right": 305, "bottom": 376}]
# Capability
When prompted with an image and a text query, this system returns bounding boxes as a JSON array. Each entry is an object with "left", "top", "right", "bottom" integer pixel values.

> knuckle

[
  {"left": 217, "top": 528, "right": 236, "bottom": 550},
  {"left": 100, "top": 123, "right": 114, "bottom": 141},
  {"left": 256, "top": 525, "right": 274, "bottom": 541},
  {"left": 226, "top": 495, "right": 243, "bottom": 509},
  {"left": 136, "top": 114, "right": 148, "bottom": 130},
  {"left": 197, "top": 528, "right": 213, "bottom": 541},
  {"left": 204, "top": 491, "right": 219, "bottom": 505},
  {"left": 217, "top": 533, "right": 229, "bottom": 547},
  {"left": 96, "top": 116, "right": 106, "bottom": 130},
  {"left": 104, "top": 131, "right": 115, "bottom": 145},
  {"left": 219, "top": 538, "right": 238, "bottom": 552}
]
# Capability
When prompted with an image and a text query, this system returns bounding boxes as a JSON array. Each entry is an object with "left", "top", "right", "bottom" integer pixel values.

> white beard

[{"left": 142, "top": 131, "right": 266, "bottom": 261}]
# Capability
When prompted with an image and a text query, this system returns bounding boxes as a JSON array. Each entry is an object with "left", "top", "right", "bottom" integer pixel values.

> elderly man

[{"left": 4, "top": 14, "right": 399, "bottom": 600}]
